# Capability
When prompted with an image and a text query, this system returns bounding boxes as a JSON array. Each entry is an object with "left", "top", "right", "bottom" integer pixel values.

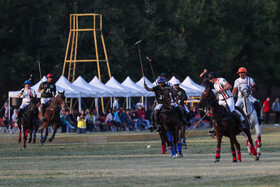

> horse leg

[
  {"left": 40, "top": 122, "right": 46, "bottom": 145},
  {"left": 232, "top": 135, "right": 241, "bottom": 162},
  {"left": 18, "top": 125, "right": 22, "bottom": 143},
  {"left": 244, "top": 128, "right": 259, "bottom": 160},
  {"left": 28, "top": 129, "right": 32, "bottom": 143},
  {"left": 176, "top": 127, "right": 183, "bottom": 157},
  {"left": 49, "top": 123, "right": 57, "bottom": 142},
  {"left": 229, "top": 134, "right": 237, "bottom": 162},
  {"left": 22, "top": 128, "right": 28, "bottom": 149},
  {"left": 44, "top": 124, "right": 49, "bottom": 143},
  {"left": 214, "top": 134, "right": 223, "bottom": 163},
  {"left": 242, "top": 131, "right": 251, "bottom": 155},
  {"left": 180, "top": 123, "right": 187, "bottom": 149},
  {"left": 159, "top": 130, "right": 166, "bottom": 154},
  {"left": 167, "top": 132, "right": 175, "bottom": 158},
  {"left": 254, "top": 122, "right": 262, "bottom": 155}
]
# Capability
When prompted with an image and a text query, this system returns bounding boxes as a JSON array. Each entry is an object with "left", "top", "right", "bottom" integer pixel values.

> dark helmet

[
  {"left": 24, "top": 80, "right": 31, "bottom": 85},
  {"left": 160, "top": 73, "right": 167, "bottom": 77},
  {"left": 208, "top": 72, "right": 218, "bottom": 80}
]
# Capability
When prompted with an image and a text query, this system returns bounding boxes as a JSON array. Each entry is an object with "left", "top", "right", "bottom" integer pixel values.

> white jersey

[
  {"left": 213, "top": 78, "right": 233, "bottom": 100},
  {"left": 234, "top": 76, "right": 256, "bottom": 98},
  {"left": 20, "top": 88, "right": 36, "bottom": 103}
]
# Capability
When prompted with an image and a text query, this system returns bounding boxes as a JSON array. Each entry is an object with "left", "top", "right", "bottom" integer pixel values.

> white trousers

[
  {"left": 155, "top": 104, "right": 163, "bottom": 110},
  {"left": 236, "top": 95, "right": 257, "bottom": 108},
  {"left": 41, "top": 98, "right": 54, "bottom": 105},
  {"left": 218, "top": 97, "right": 235, "bottom": 112}
]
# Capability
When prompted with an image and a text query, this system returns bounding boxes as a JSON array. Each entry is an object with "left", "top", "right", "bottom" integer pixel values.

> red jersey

[{"left": 138, "top": 109, "right": 145, "bottom": 120}]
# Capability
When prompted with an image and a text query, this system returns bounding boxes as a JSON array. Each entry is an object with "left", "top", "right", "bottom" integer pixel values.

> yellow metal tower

[{"left": 62, "top": 13, "right": 111, "bottom": 111}]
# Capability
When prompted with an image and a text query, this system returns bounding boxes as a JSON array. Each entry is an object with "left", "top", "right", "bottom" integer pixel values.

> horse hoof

[
  {"left": 40, "top": 141, "right": 44, "bottom": 145},
  {"left": 21, "top": 147, "right": 26, "bottom": 150},
  {"left": 254, "top": 154, "right": 260, "bottom": 161},
  {"left": 257, "top": 148, "right": 261, "bottom": 155},
  {"left": 178, "top": 154, "right": 183, "bottom": 158},
  {"left": 172, "top": 155, "right": 176, "bottom": 159},
  {"left": 247, "top": 147, "right": 251, "bottom": 155},
  {"left": 214, "top": 159, "right": 220, "bottom": 163},
  {"left": 237, "top": 160, "right": 241, "bottom": 163}
]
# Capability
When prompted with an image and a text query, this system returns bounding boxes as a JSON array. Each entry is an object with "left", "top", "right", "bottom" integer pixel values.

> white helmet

[{"left": 173, "top": 79, "right": 181, "bottom": 85}]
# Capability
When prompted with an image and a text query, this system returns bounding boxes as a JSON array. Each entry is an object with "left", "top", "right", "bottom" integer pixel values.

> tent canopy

[
  {"left": 122, "top": 76, "right": 154, "bottom": 97},
  {"left": 105, "top": 76, "right": 139, "bottom": 97}
]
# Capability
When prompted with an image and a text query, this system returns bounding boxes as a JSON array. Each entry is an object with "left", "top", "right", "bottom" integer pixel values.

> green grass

[{"left": 0, "top": 132, "right": 280, "bottom": 186}]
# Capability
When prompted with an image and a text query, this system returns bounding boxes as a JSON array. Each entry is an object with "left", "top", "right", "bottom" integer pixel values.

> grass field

[{"left": 1, "top": 131, "right": 280, "bottom": 186}]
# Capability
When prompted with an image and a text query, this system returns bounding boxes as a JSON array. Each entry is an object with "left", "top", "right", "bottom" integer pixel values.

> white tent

[
  {"left": 136, "top": 77, "right": 156, "bottom": 92},
  {"left": 180, "top": 76, "right": 205, "bottom": 96},
  {"left": 73, "top": 76, "right": 112, "bottom": 97},
  {"left": 105, "top": 76, "right": 138, "bottom": 97},
  {"left": 55, "top": 75, "right": 83, "bottom": 98},
  {"left": 168, "top": 76, "right": 179, "bottom": 85},
  {"left": 89, "top": 76, "right": 113, "bottom": 96},
  {"left": 122, "top": 76, "right": 153, "bottom": 97}
]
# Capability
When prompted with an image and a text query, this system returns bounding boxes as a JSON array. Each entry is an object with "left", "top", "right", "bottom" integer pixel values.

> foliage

[{"left": 0, "top": 0, "right": 280, "bottom": 105}]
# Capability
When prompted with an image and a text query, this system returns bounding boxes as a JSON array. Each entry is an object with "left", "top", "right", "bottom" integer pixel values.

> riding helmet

[
  {"left": 24, "top": 80, "right": 31, "bottom": 85},
  {"left": 237, "top": 67, "right": 247, "bottom": 74},
  {"left": 208, "top": 72, "right": 218, "bottom": 80},
  {"left": 157, "top": 76, "right": 165, "bottom": 83},
  {"left": 47, "top": 73, "right": 53, "bottom": 78}
]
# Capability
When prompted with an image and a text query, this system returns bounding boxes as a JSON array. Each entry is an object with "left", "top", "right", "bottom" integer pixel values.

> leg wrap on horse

[{"left": 253, "top": 101, "right": 263, "bottom": 123}]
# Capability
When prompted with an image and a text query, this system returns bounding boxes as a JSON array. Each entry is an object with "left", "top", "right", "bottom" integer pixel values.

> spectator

[
  {"left": 2, "top": 102, "right": 13, "bottom": 128},
  {"left": 119, "top": 109, "right": 131, "bottom": 131},
  {"left": 65, "top": 110, "right": 76, "bottom": 128},
  {"left": 263, "top": 97, "right": 271, "bottom": 125},
  {"left": 138, "top": 105, "right": 150, "bottom": 130},
  {"left": 105, "top": 108, "right": 114, "bottom": 131},
  {"left": 12, "top": 109, "right": 18, "bottom": 127},
  {"left": 125, "top": 109, "right": 135, "bottom": 130},
  {"left": 113, "top": 97, "right": 120, "bottom": 109},
  {"left": 131, "top": 107, "right": 145, "bottom": 131},
  {"left": 60, "top": 109, "right": 75, "bottom": 133},
  {"left": 199, "top": 68, "right": 208, "bottom": 86},
  {"left": 77, "top": 110, "right": 87, "bottom": 133},
  {"left": 272, "top": 98, "right": 280, "bottom": 127},
  {"left": 85, "top": 110, "right": 96, "bottom": 132},
  {"left": 113, "top": 108, "right": 122, "bottom": 131}
]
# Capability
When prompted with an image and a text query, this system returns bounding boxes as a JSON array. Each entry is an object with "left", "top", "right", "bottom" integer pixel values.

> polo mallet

[
  {"left": 36, "top": 60, "right": 42, "bottom": 80},
  {"left": 146, "top": 56, "right": 156, "bottom": 81},
  {"left": 29, "top": 74, "right": 33, "bottom": 82},
  {"left": 135, "top": 40, "right": 145, "bottom": 84}
]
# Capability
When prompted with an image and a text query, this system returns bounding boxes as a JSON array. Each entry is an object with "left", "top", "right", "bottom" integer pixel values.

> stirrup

[{"left": 148, "top": 125, "right": 155, "bottom": 132}]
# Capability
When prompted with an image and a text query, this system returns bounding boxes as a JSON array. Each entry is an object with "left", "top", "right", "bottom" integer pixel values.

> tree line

[{"left": 1, "top": 0, "right": 280, "bottom": 106}]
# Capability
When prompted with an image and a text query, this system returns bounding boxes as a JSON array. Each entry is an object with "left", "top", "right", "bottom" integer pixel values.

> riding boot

[
  {"left": 40, "top": 104, "right": 46, "bottom": 121},
  {"left": 17, "top": 108, "right": 23, "bottom": 124},
  {"left": 148, "top": 110, "right": 155, "bottom": 132},
  {"left": 154, "top": 109, "right": 161, "bottom": 132},
  {"left": 254, "top": 101, "right": 263, "bottom": 124},
  {"left": 184, "top": 110, "right": 192, "bottom": 127},
  {"left": 232, "top": 110, "right": 246, "bottom": 131},
  {"left": 176, "top": 106, "right": 188, "bottom": 125}
]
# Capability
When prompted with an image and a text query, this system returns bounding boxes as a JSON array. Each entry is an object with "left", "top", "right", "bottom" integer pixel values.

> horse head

[
  {"left": 239, "top": 83, "right": 250, "bottom": 98},
  {"left": 198, "top": 86, "right": 216, "bottom": 110},
  {"left": 162, "top": 87, "right": 173, "bottom": 110},
  {"left": 55, "top": 91, "right": 66, "bottom": 107}
]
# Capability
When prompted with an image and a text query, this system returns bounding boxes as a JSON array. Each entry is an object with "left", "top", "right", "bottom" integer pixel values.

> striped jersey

[
  {"left": 233, "top": 77, "right": 256, "bottom": 98},
  {"left": 213, "top": 78, "right": 233, "bottom": 100},
  {"left": 20, "top": 88, "right": 36, "bottom": 103}
]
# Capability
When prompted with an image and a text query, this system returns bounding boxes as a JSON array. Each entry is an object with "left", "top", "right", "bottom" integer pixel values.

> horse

[
  {"left": 238, "top": 83, "right": 262, "bottom": 155},
  {"left": 159, "top": 88, "right": 182, "bottom": 158},
  {"left": 18, "top": 97, "right": 39, "bottom": 149},
  {"left": 198, "top": 86, "right": 259, "bottom": 162},
  {"left": 39, "top": 91, "right": 65, "bottom": 145}
]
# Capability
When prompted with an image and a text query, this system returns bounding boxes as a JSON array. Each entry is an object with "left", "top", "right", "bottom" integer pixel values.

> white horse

[{"left": 238, "top": 83, "right": 262, "bottom": 155}]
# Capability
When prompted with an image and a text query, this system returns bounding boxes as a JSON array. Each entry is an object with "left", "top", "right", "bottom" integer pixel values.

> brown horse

[
  {"left": 39, "top": 91, "right": 65, "bottom": 145},
  {"left": 159, "top": 88, "right": 182, "bottom": 158},
  {"left": 198, "top": 87, "right": 259, "bottom": 162},
  {"left": 18, "top": 97, "right": 39, "bottom": 149}
]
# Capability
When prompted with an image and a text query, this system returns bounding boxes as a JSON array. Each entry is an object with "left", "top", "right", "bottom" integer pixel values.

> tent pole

[
  {"left": 129, "top": 97, "right": 131, "bottom": 109},
  {"left": 95, "top": 98, "right": 99, "bottom": 116},
  {"left": 145, "top": 96, "right": 147, "bottom": 111},
  {"left": 126, "top": 97, "right": 128, "bottom": 109},
  {"left": 141, "top": 96, "right": 144, "bottom": 108},
  {"left": 8, "top": 96, "right": 11, "bottom": 120},
  {"left": 78, "top": 97, "right": 81, "bottom": 112}
]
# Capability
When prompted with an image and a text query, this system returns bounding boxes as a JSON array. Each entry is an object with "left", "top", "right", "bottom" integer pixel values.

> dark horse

[
  {"left": 198, "top": 87, "right": 259, "bottom": 162},
  {"left": 39, "top": 91, "right": 65, "bottom": 145},
  {"left": 159, "top": 88, "right": 182, "bottom": 158},
  {"left": 18, "top": 97, "right": 39, "bottom": 149}
]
